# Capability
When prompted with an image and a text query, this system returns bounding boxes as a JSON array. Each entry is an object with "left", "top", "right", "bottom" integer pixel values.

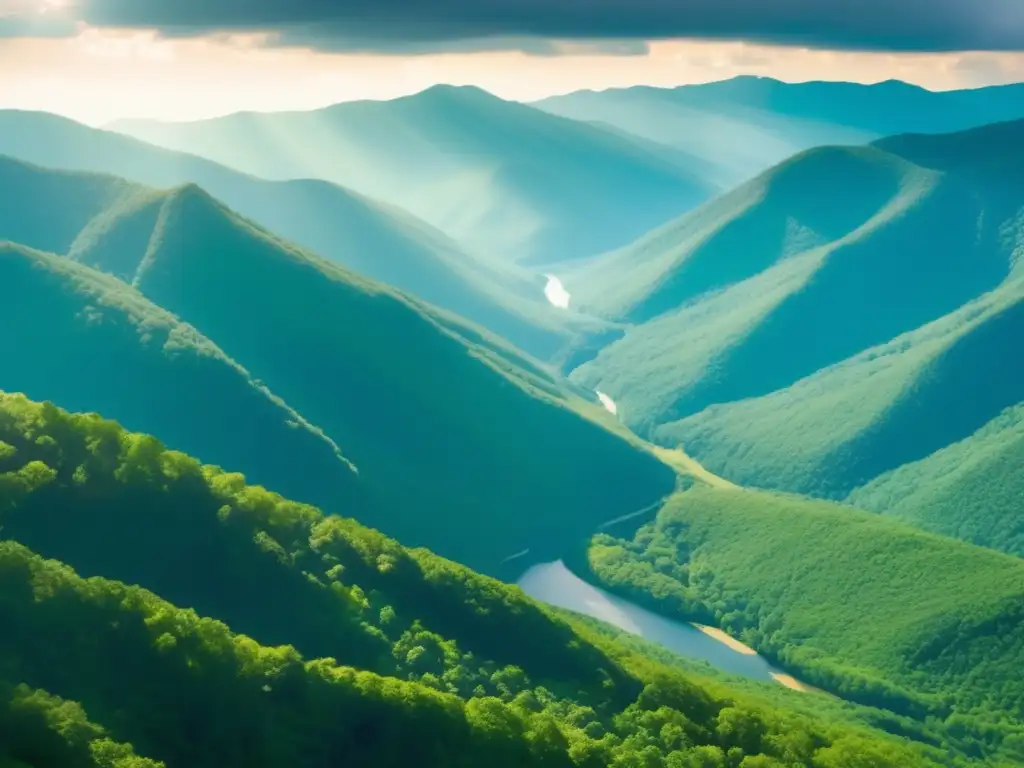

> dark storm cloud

[{"left": 10, "top": 0, "right": 1024, "bottom": 52}]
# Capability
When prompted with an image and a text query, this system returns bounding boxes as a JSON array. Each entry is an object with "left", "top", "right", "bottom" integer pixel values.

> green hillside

[
  {"left": 848, "top": 403, "right": 1024, "bottom": 556},
  {"left": 0, "top": 241, "right": 358, "bottom": 514},
  {"left": 534, "top": 77, "right": 1024, "bottom": 191},
  {"left": 579, "top": 485, "right": 1024, "bottom": 764},
  {"left": 0, "top": 121, "right": 591, "bottom": 360},
  {"left": 107, "top": 85, "right": 712, "bottom": 264},
  {"left": 654, "top": 277, "right": 1023, "bottom": 497},
  {"left": 565, "top": 123, "right": 1024, "bottom": 452},
  {"left": 0, "top": 393, "right": 938, "bottom": 767},
  {"left": 8, "top": 175, "right": 674, "bottom": 575}
]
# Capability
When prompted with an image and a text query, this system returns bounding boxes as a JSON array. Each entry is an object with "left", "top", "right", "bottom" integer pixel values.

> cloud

[{"left": 4, "top": 0, "right": 1024, "bottom": 53}]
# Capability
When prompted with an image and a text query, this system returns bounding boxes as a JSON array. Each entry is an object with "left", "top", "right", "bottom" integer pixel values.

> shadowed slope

[
  {"left": 0, "top": 241, "right": 358, "bottom": 512},
  {"left": 68, "top": 182, "right": 676, "bottom": 574}
]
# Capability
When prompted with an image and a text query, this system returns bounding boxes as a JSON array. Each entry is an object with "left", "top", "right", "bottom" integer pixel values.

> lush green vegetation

[
  {"left": 0, "top": 683, "right": 163, "bottom": 768},
  {"left": 60, "top": 182, "right": 678, "bottom": 574},
  {"left": 108, "top": 85, "right": 710, "bottom": 264},
  {"left": 657, "top": 278, "right": 1023, "bottom": 497},
  {"left": 0, "top": 240, "right": 359, "bottom": 513},
  {"left": 0, "top": 154, "right": 676, "bottom": 574},
  {"left": 563, "top": 122, "right": 1024, "bottom": 500},
  {"left": 0, "top": 140, "right": 598, "bottom": 360},
  {"left": 848, "top": 404, "right": 1024, "bottom": 556},
  {"left": 580, "top": 485, "right": 1024, "bottom": 763},
  {"left": 0, "top": 393, "right": 942, "bottom": 767}
]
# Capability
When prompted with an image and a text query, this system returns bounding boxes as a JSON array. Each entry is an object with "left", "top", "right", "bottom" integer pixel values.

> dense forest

[
  {"left": 0, "top": 160, "right": 679, "bottom": 576},
  {"left": 0, "top": 392, "right": 945, "bottom": 767},
  {"left": 848, "top": 403, "right": 1024, "bottom": 556},
  {"left": 577, "top": 486, "right": 1024, "bottom": 764}
]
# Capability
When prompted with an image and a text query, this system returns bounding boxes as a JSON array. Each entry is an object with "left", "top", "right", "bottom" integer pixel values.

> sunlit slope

[
  {"left": 0, "top": 117, "right": 593, "bottom": 359},
  {"left": 581, "top": 484, "right": 1024, "bottom": 763},
  {"left": 848, "top": 403, "right": 1024, "bottom": 557},
  {"left": 0, "top": 241, "right": 358, "bottom": 512},
  {"left": 72, "top": 182, "right": 676, "bottom": 573},
  {"left": 656, "top": 278, "right": 1024, "bottom": 497},
  {"left": 568, "top": 140, "right": 1022, "bottom": 436},
  {"left": 109, "top": 85, "right": 712, "bottom": 263},
  {"left": 534, "top": 76, "right": 1024, "bottom": 190},
  {"left": 0, "top": 394, "right": 940, "bottom": 768}
]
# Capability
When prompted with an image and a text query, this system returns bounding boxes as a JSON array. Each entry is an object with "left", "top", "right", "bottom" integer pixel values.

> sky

[{"left": 2, "top": 0, "right": 1024, "bottom": 125}]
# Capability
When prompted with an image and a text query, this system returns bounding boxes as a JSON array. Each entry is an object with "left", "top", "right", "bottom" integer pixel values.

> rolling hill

[
  {"left": 565, "top": 121, "right": 1024, "bottom": 471},
  {"left": 107, "top": 85, "right": 713, "bottom": 264},
  {"left": 847, "top": 403, "right": 1024, "bottom": 557},
  {"left": 0, "top": 159, "right": 677, "bottom": 575},
  {"left": 0, "top": 118, "right": 593, "bottom": 360},
  {"left": 0, "top": 240, "right": 358, "bottom": 514},
  {"left": 0, "top": 393, "right": 938, "bottom": 768},
  {"left": 578, "top": 484, "right": 1024, "bottom": 764},
  {"left": 534, "top": 76, "right": 1024, "bottom": 191}
]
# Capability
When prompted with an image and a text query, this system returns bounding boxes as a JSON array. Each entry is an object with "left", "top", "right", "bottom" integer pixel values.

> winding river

[{"left": 518, "top": 560, "right": 817, "bottom": 693}]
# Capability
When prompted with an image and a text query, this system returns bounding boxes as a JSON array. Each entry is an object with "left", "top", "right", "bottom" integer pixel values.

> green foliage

[
  {"left": 0, "top": 393, "right": 942, "bottom": 766},
  {"left": 56, "top": 183, "right": 675, "bottom": 575},
  {"left": 563, "top": 124, "right": 1024, "bottom": 500},
  {"left": 0, "top": 238, "right": 359, "bottom": 515},
  {"left": 583, "top": 485, "right": 1024, "bottom": 762},
  {"left": 848, "top": 403, "right": 1024, "bottom": 556},
  {"left": 0, "top": 683, "right": 163, "bottom": 768}
]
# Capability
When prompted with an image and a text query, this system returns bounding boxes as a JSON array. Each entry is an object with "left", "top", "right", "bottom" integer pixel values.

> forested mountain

[
  {"left": 848, "top": 403, "right": 1024, "bottom": 557},
  {"left": 107, "top": 85, "right": 712, "bottom": 264},
  {"left": 563, "top": 121, "right": 1024, "bottom": 505},
  {"left": 0, "top": 241, "right": 358, "bottom": 513},
  {"left": 0, "top": 159, "right": 675, "bottom": 575},
  {"left": 578, "top": 484, "right": 1024, "bottom": 764},
  {"left": 534, "top": 77, "right": 1024, "bottom": 191},
  {"left": 0, "top": 394, "right": 938, "bottom": 768},
  {"left": 0, "top": 120, "right": 593, "bottom": 360}
]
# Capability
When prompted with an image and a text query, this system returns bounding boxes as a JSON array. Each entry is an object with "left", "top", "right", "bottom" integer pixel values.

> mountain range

[
  {"left": 2, "top": 75, "right": 1024, "bottom": 767},
  {"left": 108, "top": 85, "right": 712, "bottom": 264},
  {"left": 0, "top": 155, "right": 676, "bottom": 576},
  {"left": 0, "top": 113, "right": 600, "bottom": 360},
  {"left": 567, "top": 119, "right": 1024, "bottom": 523},
  {"left": 534, "top": 76, "right": 1024, "bottom": 191}
]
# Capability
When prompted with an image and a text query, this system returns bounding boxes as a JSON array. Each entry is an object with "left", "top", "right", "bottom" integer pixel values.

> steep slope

[
  {"left": 40, "top": 181, "right": 677, "bottom": 575},
  {"left": 0, "top": 241, "right": 357, "bottom": 513},
  {"left": 655, "top": 278, "right": 1024, "bottom": 497},
  {"left": 534, "top": 76, "right": 1024, "bottom": 190},
  {"left": 567, "top": 124, "right": 1024, "bottom": 438},
  {"left": 847, "top": 403, "right": 1024, "bottom": 557},
  {"left": 0, "top": 119, "right": 590, "bottom": 360},
  {"left": 580, "top": 484, "right": 1024, "bottom": 764},
  {"left": 0, "top": 394, "right": 938, "bottom": 768},
  {"left": 108, "top": 85, "right": 713, "bottom": 263}
]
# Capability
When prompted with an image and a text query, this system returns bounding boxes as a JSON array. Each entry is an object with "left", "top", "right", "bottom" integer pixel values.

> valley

[{"left": 0, "top": 58, "right": 1022, "bottom": 768}]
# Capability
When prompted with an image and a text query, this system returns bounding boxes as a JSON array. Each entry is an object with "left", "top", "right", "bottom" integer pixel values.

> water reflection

[{"left": 519, "top": 561, "right": 811, "bottom": 689}]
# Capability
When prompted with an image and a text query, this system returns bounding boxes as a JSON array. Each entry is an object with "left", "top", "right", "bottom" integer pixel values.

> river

[
  {"left": 543, "top": 275, "right": 571, "bottom": 309},
  {"left": 518, "top": 560, "right": 817, "bottom": 693}
]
